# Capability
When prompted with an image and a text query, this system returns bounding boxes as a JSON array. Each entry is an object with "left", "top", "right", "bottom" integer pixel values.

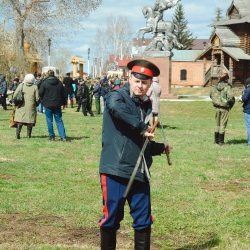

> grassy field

[{"left": 0, "top": 88, "right": 250, "bottom": 249}]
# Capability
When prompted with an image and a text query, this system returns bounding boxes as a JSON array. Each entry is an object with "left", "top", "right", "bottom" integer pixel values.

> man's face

[{"left": 129, "top": 74, "right": 152, "bottom": 98}]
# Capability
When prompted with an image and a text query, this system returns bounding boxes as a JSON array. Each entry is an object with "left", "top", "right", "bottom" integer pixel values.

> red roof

[
  {"left": 109, "top": 54, "right": 131, "bottom": 65},
  {"left": 118, "top": 59, "right": 130, "bottom": 67}
]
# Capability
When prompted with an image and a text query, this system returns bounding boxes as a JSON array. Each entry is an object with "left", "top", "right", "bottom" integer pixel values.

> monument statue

[{"left": 136, "top": 0, "right": 183, "bottom": 55}]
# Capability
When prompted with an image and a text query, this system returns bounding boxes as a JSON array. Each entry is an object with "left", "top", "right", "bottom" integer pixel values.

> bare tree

[
  {"left": 106, "top": 15, "right": 134, "bottom": 61},
  {"left": 49, "top": 47, "right": 72, "bottom": 74},
  {"left": 92, "top": 15, "right": 134, "bottom": 75},
  {"left": 0, "top": 0, "right": 102, "bottom": 73},
  {"left": 0, "top": 25, "right": 13, "bottom": 82}
]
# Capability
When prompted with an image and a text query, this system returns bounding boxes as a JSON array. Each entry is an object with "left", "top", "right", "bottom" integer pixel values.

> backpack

[
  {"left": 210, "top": 82, "right": 235, "bottom": 108},
  {"left": 102, "top": 84, "right": 113, "bottom": 101}
]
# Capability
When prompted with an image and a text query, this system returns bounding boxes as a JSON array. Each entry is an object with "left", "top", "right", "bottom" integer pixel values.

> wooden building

[{"left": 197, "top": 0, "right": 250, "bottom": 86}]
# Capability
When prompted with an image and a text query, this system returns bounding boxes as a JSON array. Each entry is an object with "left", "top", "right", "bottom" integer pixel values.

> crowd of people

[
  {"left": 0, "top": 70, "right": 128, "bottom": 141},
  {"left": 1, "top": 69, "right": 250, "bottom": 147}
]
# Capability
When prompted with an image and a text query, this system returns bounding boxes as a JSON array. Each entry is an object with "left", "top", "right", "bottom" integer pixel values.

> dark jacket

[
  {"left": 242, "top": 85, "right": 250, "bottom": 114},
  {"left": 77, "top": 83, "right": 89, "bottom": 103},
  {"left": 102, "top": 83, "right": 113, "bottom": 102},
  {"left": 99, "top": 83, "right": 165, "bottom": 182},
  {"left": 74, "top": 78, "right": 82, "bottom": 94},
  {"left": 63, "top": 76, "right": 74, "bottom": 94},
  {"left": 9, "top": 82, "right": 20, "bottom": 91},
  {"left": 39, "top": 76, "right": 66, "bottom": 108},
  {"left": 0, "top": 75, "right": 7, "bottom": 95}
]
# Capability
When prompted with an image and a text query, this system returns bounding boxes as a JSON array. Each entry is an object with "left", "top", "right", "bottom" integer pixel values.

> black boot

[
  {"left": 134, "top": 226, "right": 151, "bottom": 250},
  {"left": 16, "top": 125, "right": 22, "bottom": 139},
  {"left": 219, "top": 133, "right": 225, "bottom": 146},
  {"left": 100, "top": 227, "right": 116, "bottom": 250},
  {"left": 27, "top": 127, "right": 32, "bottom": 138},
  {"left": 214, "top": 132, "right": 219, "bottom": 144},
  {"left": 71, "top": 100, "right": 74, "bottom": 108}
]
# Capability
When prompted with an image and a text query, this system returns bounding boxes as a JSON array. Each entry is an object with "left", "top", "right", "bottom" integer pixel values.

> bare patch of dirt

[
  {"left": 201, "top": 178, "right": 250, "bottom": 192},
  {"left": 0, "top": 174, "right": 15, "bottom": 180},
  {"left": 0, "top": 213, "right": 162, "bottom": 249}
]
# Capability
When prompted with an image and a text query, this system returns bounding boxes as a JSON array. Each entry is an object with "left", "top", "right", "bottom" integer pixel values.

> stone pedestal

[{"left": 133, "top": 54, "right": 178, "bottom": 99}]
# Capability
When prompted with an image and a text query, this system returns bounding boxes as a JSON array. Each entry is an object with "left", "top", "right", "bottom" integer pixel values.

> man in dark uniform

[
  {"left": 74, "top": 73, "right": 82, "bottom": 111},
  {"left": 63, "top": 73, "right": 74, "bottom": 108},
  {"left": 98, "top": 59, "right": 171, "bottom": 250},
  {"left": 76, "top": 80, "right": 94, "bottom": 116}
]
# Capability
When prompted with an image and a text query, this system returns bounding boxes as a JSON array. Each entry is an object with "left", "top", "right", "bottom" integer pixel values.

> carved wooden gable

[
  {"left": 228, "top": 5, "right": 240, "bottom": 19},
  {"left": 211, "top": 35, "right": 220, "bottom": 47}
]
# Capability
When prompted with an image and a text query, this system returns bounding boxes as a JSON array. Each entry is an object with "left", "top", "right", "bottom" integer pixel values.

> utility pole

[
  {"left": 48, "top": 38, "right": 51, "bottom": 68},
  {"left": 88, "top": 48, "right": 90, "bottom": 76}
]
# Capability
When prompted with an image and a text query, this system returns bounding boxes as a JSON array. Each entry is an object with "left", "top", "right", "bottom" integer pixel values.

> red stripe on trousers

[{"left": 98, "top": 174, "right": 109, "bottom": 226}]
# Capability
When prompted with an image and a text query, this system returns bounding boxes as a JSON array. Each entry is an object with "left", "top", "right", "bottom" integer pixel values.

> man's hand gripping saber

[{"left": 123, "top": 121, "right": 159, "bottom": 199}]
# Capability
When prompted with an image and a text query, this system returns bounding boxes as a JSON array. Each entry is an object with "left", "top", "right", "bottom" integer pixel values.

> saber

[
  {"left": 150, "top": 80, "right": 172, "bottom": 165},
  {"left": 158, "top": 112, "right": 172, "bottom": 165},
  {"left": 123, "top": 121, "right": 159, "bottom": 198}
]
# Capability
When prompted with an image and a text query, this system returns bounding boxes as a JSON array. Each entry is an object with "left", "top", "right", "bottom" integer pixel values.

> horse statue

[
  {"left": 153, "top": 0, "right": 180, "bottom": 33},
  {"left": 136, "top": 3, "right": 183, "bottom": 50}
]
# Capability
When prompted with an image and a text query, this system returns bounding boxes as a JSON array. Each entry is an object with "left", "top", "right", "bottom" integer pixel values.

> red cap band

[{"left": 131, "top": 65, "right": 154, "bottom": 77}]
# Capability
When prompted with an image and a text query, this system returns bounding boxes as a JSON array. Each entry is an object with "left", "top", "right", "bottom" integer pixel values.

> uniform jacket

[
  {"left": 74, "top": 78, "right": 82, "bottom": 94},
  {"left": 77, "top": 83, "right": 89, "bottom": 103},
  {"left": 63, "top": 76, "right": 74, "bottom": 94},
  {"left": 147, "top": 81, "right": 162, "bottom": 114},
  {"left": 86, "top": 83, "right": 94, "bottom": 99},
  {"left": 39, "top": 76, "right": 66, "bottom": 108},
  {"left": 99, "top": 83, "right": 165, "bottom": 182},
  {"left": 210, "top": 80, "right": 235, "bottom": 109},
  {"left": 0, "top": 75, "right": 7, "bottom": 95},
  {"left": 242, "top": 85, "right": 250, "bottom": 114},
  {"left": 14, "top": 82, "right": 39, "bottom": 124}
]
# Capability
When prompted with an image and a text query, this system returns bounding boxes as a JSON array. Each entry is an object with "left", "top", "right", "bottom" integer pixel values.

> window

[{"left": 180, "top": 69, "right": 187, "bottom": 81}]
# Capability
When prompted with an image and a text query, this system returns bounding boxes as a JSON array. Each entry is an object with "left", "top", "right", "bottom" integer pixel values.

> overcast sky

[{"left": 59, "top": 0, "right": 232, "bottom": 70}]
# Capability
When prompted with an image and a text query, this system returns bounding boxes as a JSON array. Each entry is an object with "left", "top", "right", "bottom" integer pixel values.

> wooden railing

[
  {"left": 204, "top": 67, "right": 211, "bottom": 86},
  {"left": 204, "top": 65, "right": 230, "bottom": 86}
]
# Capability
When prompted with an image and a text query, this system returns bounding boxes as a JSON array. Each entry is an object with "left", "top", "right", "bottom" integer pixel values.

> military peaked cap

[{"left": 127, "top": 59, "right": 160, "bottom": 80}]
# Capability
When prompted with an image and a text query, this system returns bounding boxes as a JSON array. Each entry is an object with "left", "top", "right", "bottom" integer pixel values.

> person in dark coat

[
  {"left": 9, "top": 78, "right": 20, "bottom": 92},
  {"left": 98, "top": 59, "right": 172, "bottom": 249},
  {"left": 63, "top": 72, "right": 74, "bottom": 108},
  {"left": 76, "top": 80, "right": 94, "bottom": 116},
  {"left": 0, "top": 74, "right": 8, "bottom": 110},
  {"left": 93, "top": 77, "right": 101, "bottom": 114},
  {"left": 74, "top": 73, "right": 82, "bottom": 110},
  {"left": 39, "top": 70, "right": 67, "bottom": 141}
]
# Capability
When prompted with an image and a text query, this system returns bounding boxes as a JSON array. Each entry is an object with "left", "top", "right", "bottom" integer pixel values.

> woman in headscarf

[{"left": 13, "top": 73, "right": 39, "bottom": 139}]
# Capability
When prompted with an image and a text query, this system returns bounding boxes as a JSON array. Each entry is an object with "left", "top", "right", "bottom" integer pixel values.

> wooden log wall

[{"left": 230, "top": 23, "right": 250, "bottom": 53}]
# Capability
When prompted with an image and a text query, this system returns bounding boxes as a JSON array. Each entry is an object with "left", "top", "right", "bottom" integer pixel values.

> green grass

[{"left": 0, "top": 91, "right": 250, "bottom": 249}]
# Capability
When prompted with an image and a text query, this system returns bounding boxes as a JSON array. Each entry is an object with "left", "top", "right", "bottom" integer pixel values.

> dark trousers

[
  {"left": 81, "top": 101, "right": 94, "bottom": 116},
  {"left": 1, "top": 95, "right": 7, "bottom": 110}
]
